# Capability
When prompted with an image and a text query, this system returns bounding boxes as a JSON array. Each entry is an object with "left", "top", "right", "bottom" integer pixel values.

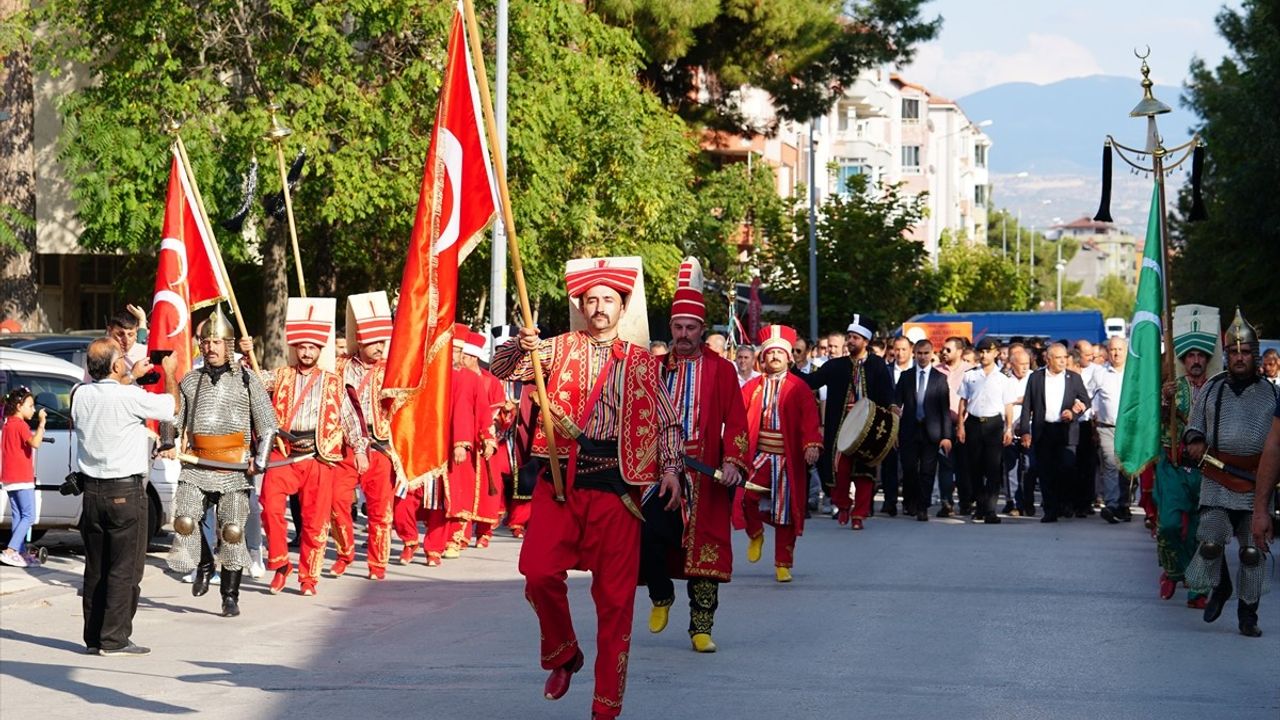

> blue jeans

[{"left": 6, "top": 488, "right": 36, "bottom": 554}]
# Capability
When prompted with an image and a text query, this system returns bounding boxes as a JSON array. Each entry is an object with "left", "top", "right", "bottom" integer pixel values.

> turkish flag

[
  {"left": 145, "top": 148, "right": 230, "bottom": 386},
  {"left": 383, "top": 8, "right": 497, "bottom": 493}
]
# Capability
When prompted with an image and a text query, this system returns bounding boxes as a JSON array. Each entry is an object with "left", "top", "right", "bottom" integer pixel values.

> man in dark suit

[
  {"left": 1019, "top": 342, "right": 1091, "bottom": 522},
  {"left": 801, "top": 313, "right": 894, "bottom": 530},
  {"left": 893, "top": 339, "right": 953, "bottom": 521}
]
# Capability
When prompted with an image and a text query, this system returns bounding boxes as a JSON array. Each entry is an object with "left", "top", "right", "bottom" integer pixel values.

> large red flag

[
  {"left": 383, "top": 8, "right": 497, "bottom": 491},
  {"left": 146, "top": 148, "right": 229, "bottom": 384}
]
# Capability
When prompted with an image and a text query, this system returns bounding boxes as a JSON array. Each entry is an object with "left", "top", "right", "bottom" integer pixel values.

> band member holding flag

[
  {"left": 640, "top": 257, "right": 749, "bottom": 653},
  {"left": 490, "top": 259, "right": 683, "bottom": 720},
  {"left": 329, "top": 292, "right": 396, "bottom": 581},
  {"left": 741, "top": 325, "right": 823, "bottom": 582},
  {"left": 1181, "top": 309, "right": 1278, "bottom": 638}
]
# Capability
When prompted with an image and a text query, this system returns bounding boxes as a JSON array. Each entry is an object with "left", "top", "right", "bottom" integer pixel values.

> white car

[{"left": 0, "top": 347, "right": 178, "bottom": 542}]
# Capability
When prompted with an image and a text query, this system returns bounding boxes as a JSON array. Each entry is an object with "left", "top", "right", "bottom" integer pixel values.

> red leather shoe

[
  {"left": 851, "top": 518, "right": 864, "bottom": 531},
  {"left": 543, "top": 649, "right": 584, "bottom": 701},
  {"left": 476, "top": 535, "right": 491, "bottom": 549},
  {"left": 1159, "top": 572, "right": 1177, "bottom": 600},
  {"left": 399, "top": 543, "right": 419, "bottom": 566},
  {"left": 368, "top": 567, "right": 386, "bottom": 581},
  {"left": 836, "top": 508, "right": 850, "bottom": 526},
  {"left": 328, "top": 558, "right": 350, "bottom": 578},
  {"left": 511, "top": 527, "right": 525, "bottom": 539},
  {"left": 269, "top": 564, "right": 293, "bottom": 595},
  {"left": 300, "top": 581, "right": 317, "bottom": 596},
  {"left": 1187, "top": 595, "right": 1208, "bottom": 609},
  {"left": 426, "top": 552, "right": 442, "bottom": 567}
]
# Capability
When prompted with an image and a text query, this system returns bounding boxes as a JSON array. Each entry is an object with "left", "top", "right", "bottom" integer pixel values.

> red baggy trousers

[
  {"left": 392, "top": 488, "right": 449, "bottom": 556},
  {"left": 331, "top": 449, "right": 394, "bottom": 571},
  {"left": 261, "top": 453, "right": 334, "bottom": 585},
  {"left": 518, "top": 480, "right": 640, "bottom": 718},
  {"left": 834, "top": 453, "right": 875, "bottom": 519},
  {"left": 742, "top": 489, "right": 798, "bottom": 568}
]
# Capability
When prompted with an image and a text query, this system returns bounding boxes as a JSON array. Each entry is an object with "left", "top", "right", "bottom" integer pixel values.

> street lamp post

[
  {"left": 489, "top": 0, "right": 510, "bottom": 329},
  {"left": 807, "top": 119, "right": 819, "bottom": 343}
]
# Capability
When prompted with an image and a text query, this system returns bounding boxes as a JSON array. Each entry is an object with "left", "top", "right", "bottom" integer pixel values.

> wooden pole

[
  {"left": 461, "top": 0, "right": 565, "bottom": 501},
  {"left": 172, "top": 134, "right": 262, "bottom": 374},
  {"left": 264, "top": 105, "right": 307, "bottom": 297}
]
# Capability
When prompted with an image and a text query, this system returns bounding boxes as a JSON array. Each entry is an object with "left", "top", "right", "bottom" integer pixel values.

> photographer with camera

[{"left": 71, "top": 337, "right": 177, "bottom": 656}]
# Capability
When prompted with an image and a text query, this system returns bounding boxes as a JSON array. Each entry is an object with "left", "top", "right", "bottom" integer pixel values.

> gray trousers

[
  {"left": 1185, "top": 507, "right": 1266, "bottom": 603},
  {"left": 1096, "top": 425, "right": 1123, "bottom": 509},
  {"left": 166, "top": 483, "right": 252, "bottom": 573}
]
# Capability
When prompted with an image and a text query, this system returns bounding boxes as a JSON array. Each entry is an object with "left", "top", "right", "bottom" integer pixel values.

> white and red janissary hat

[
  {"left": 452, "top": 322, "right": 471, "bottom": 349},
  {"left": 463, "top": 331, "right": 489, "bottom": 360},
  {"left": 345, "top": 291, "right": 393, "bottom": 348},
  {"left": 670, "top": 256, "right": 706, "bottom": 322},
  {"left": 757, "top": 324, "right": 798, "bottom": 356},
  {"left": 286, "top": 298, "right": 334, "bottom": 347},
  {"left": 564, "top": 259, "right": 639, "bottom": 299}
]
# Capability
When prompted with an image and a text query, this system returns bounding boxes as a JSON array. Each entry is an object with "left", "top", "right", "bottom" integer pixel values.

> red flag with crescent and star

[
  {"left": 145, "top": 148, "right": 229, "bottom": 386},
  {"left": 383, "top": 7, "right": 497, "bottom": 493}
]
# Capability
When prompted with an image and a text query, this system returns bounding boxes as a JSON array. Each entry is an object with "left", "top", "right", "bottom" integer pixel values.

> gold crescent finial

[{"left": 1134, "top": 45, "right": 1151, "bottom": 60}]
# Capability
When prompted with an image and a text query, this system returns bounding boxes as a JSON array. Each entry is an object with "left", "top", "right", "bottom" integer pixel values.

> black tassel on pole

[
  {"left": 1188, "top": 143, "right": 1208, "bottom": 222},
  {"left": 1093, "top": 143, "right": 1113, "bottom": 223}
]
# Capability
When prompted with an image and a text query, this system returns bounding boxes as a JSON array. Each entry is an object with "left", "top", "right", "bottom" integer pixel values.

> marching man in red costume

[
  {"left": 741, "top": 325, "right": 823, "bottom": 583},
  {"left": 445, "top": 330, "right": 501, "bottom": 553},
  {"left": 248, "top": 298, "right": 361, "bottom": 596},
  {"left": 641, "top": 257, "right": 749, "bottom": 653},
  {"left": 490, "top": 325, "right": 531, "bottom": 538},
  {"left": 491, "top": 258, "right": 683, "bottom": 720},
  {"left": 329, "top": 292, "right": 396, "bottom": 581},
  {"left": 471, "top": 331, "right": 509, "bottom": 548}
]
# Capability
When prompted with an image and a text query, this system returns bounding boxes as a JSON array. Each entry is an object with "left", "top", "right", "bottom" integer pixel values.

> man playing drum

[{"left": 801, "top": 314, "right": 895, "bottom": 530}]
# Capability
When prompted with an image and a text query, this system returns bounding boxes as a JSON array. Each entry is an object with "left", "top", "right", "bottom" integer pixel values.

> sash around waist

[
  {"left": 757, "top": 430, "right": 785, "bottom": 455},
  {"left": 191, "top": 432, "right": 248, "bottom": 463}
]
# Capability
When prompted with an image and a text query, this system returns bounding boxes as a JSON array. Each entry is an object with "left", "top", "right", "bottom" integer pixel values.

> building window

[
  {"left": 901, "top": 145, "right": 921, "bottom": 172},
  {"left": 902, "top": 98, "right": 920, "bottom": 122},
  {"left": 836, "top": 159, "right": 872, "bottom": 195},
  {"left": 39, "top": 255, "right": 61, "bottom": 285},
  {"left": 838, "top": 108, "right": 851, "bottom": 132},
  {"left": 975, "top": 144, "right": 987, "bottom": 168},
  {"left": 974, "top": 184, "right": 988, "bottom": 206}
]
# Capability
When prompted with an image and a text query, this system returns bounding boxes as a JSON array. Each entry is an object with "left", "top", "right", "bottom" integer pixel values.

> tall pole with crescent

[
  {"left": 461, "top": 0, "right": 565, "bottom": 501},
  {"left": 167, "top": 120, "right": 263, "bottom": 374},
  {"left": 264, "top": 103, "right": 308, "bottom": 298},
  {"left": 1094, "top": 50, "right": 1206, "bottom": 450}
]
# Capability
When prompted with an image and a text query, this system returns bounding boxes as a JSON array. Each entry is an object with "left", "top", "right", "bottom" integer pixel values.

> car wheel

[{"left": 148, "top": 486, "right": 163, "bottom": 538}]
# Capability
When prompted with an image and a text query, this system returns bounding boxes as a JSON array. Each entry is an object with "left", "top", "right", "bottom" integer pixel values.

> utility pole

[
  {"left": 807, "top": 119, "right": 819, "bottom": 343},
  {"left": 488, "top": 0, "right": 509, "bottom": 330}
]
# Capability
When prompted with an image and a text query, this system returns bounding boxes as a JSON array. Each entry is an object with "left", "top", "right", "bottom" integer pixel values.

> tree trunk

[
  {"left": 260, "top": 220, "right": 289, "bottom": 367},
  {"left": 0, "top": 0, "right": 46, "bottom": 331}
]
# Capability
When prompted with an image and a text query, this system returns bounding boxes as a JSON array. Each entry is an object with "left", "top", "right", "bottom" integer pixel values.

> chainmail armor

[
  {"left": 175, "top": 364, "right": 279, "bottom": 493},
  {"left": 1185, "top": 507, "right": 1267, "bottom": 603},
  {"left": 166, "top": 484, "right": 252, "bottom": 572}
]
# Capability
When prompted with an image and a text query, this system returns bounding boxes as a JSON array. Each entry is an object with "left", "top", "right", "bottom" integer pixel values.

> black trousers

[
  {"left": 900, "top": 426, "right": 941, "bottom": 511},
  {"left": 640, "top": 497, "right": 720, "bottom": 635},
  {"left": 880, "top": 448, "right": 901, "bottom": 510},
  {"left": 1073, "top": 422, "right": 1098, "bottom": 512},
  {"left": 80, "top": 476, "right": 148, "bottom": 651},
  {"left": 1033, "top": 426, "right": 1076, "bottom": 518},
  {"left": 965, "top": 417, "right": 1005, "bottom": 516}
]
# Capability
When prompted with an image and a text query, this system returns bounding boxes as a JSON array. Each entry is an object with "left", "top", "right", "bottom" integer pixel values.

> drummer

[{"left": 800, "top": 314, "right": 896, "bottom": 529}]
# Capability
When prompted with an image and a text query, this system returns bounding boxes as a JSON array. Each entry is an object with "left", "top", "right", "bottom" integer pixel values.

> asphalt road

[{"left": 1, "top": 512, "right": 1276, "bottom": 720}]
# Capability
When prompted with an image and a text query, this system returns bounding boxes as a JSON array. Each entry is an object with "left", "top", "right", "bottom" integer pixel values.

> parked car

[
  {"left": 0, "top": 333, "right": 96, "bottom": 371},
  {"left": 0, "top": 347, "right": 177, "bottom": 542}
]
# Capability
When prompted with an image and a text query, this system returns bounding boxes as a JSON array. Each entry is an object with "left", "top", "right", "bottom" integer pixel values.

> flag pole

[
  {"left": 264, "top": 104, "right": 308, "bottom": 298},
  {"left": 168, "top": 123, "right": 263, "bottom": 374},
  {"left": 461, "top": 0, "right": 565, "bottom": 501}
]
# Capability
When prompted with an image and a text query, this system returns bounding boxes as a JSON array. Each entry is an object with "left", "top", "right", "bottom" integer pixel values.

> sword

[
  {"left": 680, "top": 455, "right": 770, "bottom": 495},
  {"left": 1200, "top": 453, "right": 1258, "bottom": 483},
  {"left": 177, "top": 451, "right": 315, "bottom": 472}
]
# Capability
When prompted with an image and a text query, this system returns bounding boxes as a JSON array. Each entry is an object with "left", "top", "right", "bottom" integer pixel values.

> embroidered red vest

[
  {"left": 272, "top": 365, "right": 345, "bottom": 462},
  {"left": 532, "top": 331, "right": 663, "bottom": 486},
  {"left": 337, "top": 357, "right": 391, "bottom": 441}
]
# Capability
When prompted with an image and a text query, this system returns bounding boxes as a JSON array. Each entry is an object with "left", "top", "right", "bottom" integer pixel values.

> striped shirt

[
  {"left": 72, "top": 379, "right": 176, "bottom": 478},
  {"left": 260, "top": 367, "right": 363, "bottom": 444},
  {"left": 664, "top": 355, "right": 703, "bottom": 444}
]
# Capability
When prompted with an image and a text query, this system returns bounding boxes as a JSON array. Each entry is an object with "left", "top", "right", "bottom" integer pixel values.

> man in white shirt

[
  {"left": 1091, "top": 336, "right": 1130, "bottom": 522},
  {"left": 735, "top": 345, "right": 761, "bottom": 388},
  {"left": 73, "top": 338, "right": 178, "bottom": 656},
  {"left": 106, "top": 306, "right": 150, "bottom": 371},
  {"left": 958, "top": 338, "right": 1015, "bottom": 523},
  {"left": 1019, "top": 343, "right": 1090, "bottom": 522},
  {"left": 1004, "top": 346, "right": 1033, "bottom": 515}
]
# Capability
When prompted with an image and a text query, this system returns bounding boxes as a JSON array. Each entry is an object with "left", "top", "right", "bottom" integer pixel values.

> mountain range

[{"left": 959, "top": 75, "right": 1202, "bottom": 233}]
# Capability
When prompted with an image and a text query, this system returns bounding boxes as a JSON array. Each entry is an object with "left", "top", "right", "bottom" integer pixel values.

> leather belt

[
  {"left": 81, "top": 474, "right": 143, "bottom": 484},
  {"left": 970, "top": 415, "right": 1001, "bottom": 423},
  {"left": 191, "top": 432, "right": 248, "bottom": 463}
]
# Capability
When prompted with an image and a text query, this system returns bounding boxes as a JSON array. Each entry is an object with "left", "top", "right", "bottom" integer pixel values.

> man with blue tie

[{"left": 893, "top": 339, "right": 953, "bottom": 521}]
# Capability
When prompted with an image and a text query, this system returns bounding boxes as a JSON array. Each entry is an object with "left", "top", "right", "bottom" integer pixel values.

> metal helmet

[
  {"left": 200, "top": 307, "right": 236, "bottom": 341},
  {"left": 1224, "top": 306, "right": 1259, "bottom": 353}
]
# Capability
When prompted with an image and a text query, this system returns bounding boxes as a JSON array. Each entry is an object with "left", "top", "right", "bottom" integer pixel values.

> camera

[{"left": 59, "top": 471, "right": 83, "bottom": 496}]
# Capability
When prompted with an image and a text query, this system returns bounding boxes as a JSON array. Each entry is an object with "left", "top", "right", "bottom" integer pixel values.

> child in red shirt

[{"left": 2, "top": 388, "right": 46, "bottom": 567}]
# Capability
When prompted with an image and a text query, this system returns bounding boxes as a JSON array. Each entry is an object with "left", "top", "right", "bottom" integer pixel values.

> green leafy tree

[
  {"left": 759, "top": 174, "right": 935, "bottom": 335},
  {"left": 933, "top": 230, "right": 1031, "bottom": 312},
  {"left": 587, "top": 0, "right": 942, "bottom": 131},
  {"left": 1171, "top": 0, "right": 1279, "bottom": 334}
]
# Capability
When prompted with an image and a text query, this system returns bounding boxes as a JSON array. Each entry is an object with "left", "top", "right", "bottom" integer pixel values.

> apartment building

[{"left": 1052, "top": 217, "right": 1139, "bottom": 296}]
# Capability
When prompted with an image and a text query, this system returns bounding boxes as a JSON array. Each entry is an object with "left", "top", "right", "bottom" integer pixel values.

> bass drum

[{"left": 835, "top": 398, "right": 899, "bottom": 467}]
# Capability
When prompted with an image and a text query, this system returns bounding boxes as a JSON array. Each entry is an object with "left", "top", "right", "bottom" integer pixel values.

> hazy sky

[{"left": 898, "top": 0, "right": 1239, "bottom": 99}]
